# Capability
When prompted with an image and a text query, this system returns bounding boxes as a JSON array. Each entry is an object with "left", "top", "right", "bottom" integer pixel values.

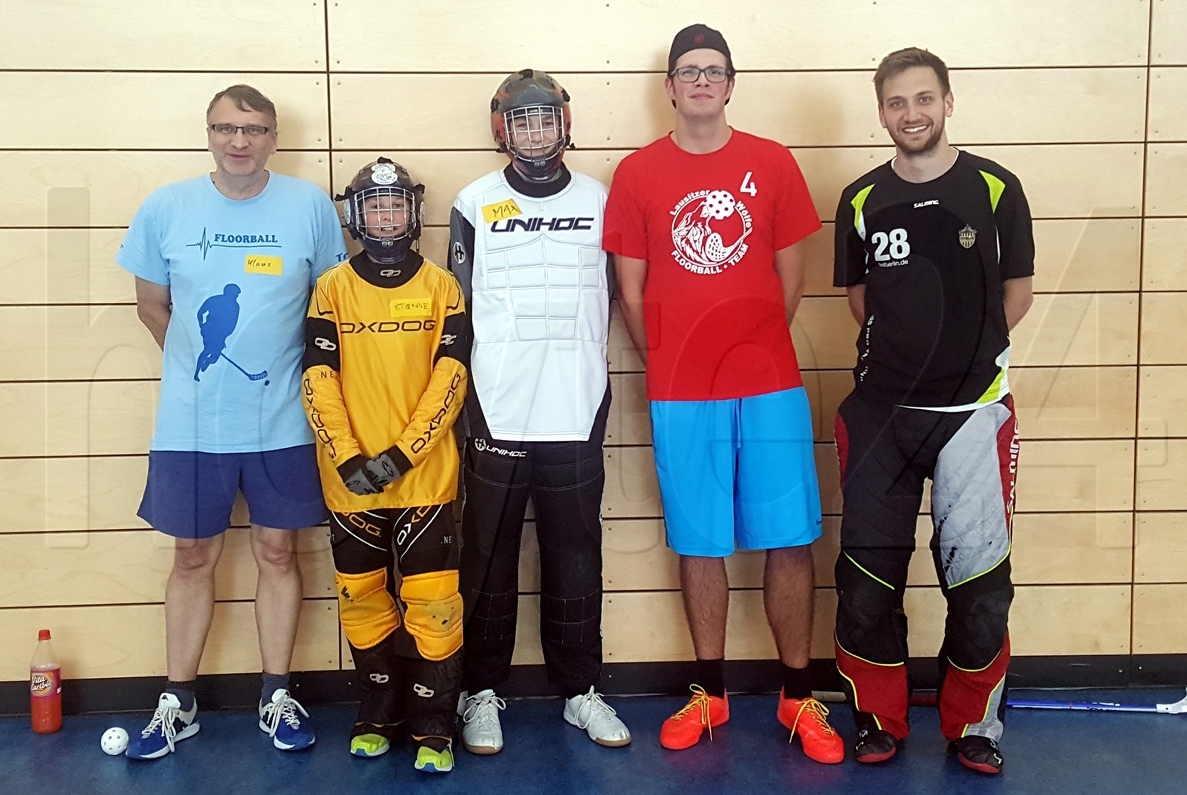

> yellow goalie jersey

[{"left": 302, "top": 252, "right": 468, "bottom": 512}]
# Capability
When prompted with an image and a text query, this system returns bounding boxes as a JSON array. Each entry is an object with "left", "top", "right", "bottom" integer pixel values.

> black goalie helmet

[
  {"left": 490, "top": 69, "right": 573, "bottom": 182},
  {"left": 338, "top": 157, "right": 425, "bottom": 264}
]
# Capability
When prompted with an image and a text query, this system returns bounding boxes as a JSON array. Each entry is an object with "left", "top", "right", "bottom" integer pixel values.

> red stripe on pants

[
  {"left": 835, "top": 641, "right": 910, "bottom": 739},
  {"left": 997, "top": 397, "right": 1019, "bottom": 538},
  {"left": 939, "top": 633, "right": 1011, "bottom": 740}
]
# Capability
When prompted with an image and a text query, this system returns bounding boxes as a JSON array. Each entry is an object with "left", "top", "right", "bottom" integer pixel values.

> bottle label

[{"left": 31, "top": 669, "right": 60, "bottom": 698}]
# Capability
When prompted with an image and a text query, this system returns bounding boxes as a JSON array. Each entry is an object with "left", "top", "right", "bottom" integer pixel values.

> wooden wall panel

[
  {"left": 0, "top": 528, "right": 334, "bottom": 607},
  {"left": 0, "top": 306, "right": 161, "bottom": 382},
  {"left": 1033, "top": 219, "right": 1141, "bottom": 293},
  {"left": 1146, "top": 145, "right": 1187, "bottom": 215},
  {"left": 1, "top": 381, "right": 155, "bottom": 458},
  {"left": 1139, "top": 366, "right": 1187, "bottom": 437},
  {"left": 0, "top": 228, "right": 133, "bottom": 306},
  {"left": 0, "top": 74, "right": 330, "bottom": 151},
  {"left": 1152, "top": 0, "right": 1187, "bottom": 65},
  {"left": 328, "top": 0, "right": 1149, "bottom": 71},
  {"left": 1016, "top": 441, "right": 1134, "bottom": 512},
  {"left": 0, "top": 600, "right": 339, "bottom": 681},
  {"left": 1142, "top": 219, "right": 1187, "bottom": 290},
  {"left": 1011, "top": 366, "right": 1137, "bottom": 439},
  {"left": 1009, "top": 586, "right": 1132, "bottom": 655},
  {"left": 1134, "top": 513, "right": 1187, "bottom": 583},
  {"left": 1148, "top": 68, "right": 1187, "bottom": 140},
  {"left": 1, "top": 456, "right": 149, "bottom": 534},
  {"left": 1140, "top": 293, "right": 1187, "bottom": 363},
  {"left": 0, "top": 152, "right": 332, "bottom": 228},
  {"left": 1010, "top": 294, "right": 1138, "bottom": 367},
  {"left": 1136, "top": 439, "right": 1187, "bottom": 510},
  {"left": 0, "top": 1, "right": 328, "bottom": 71},
  {"left": 330, "top": 69, "right": 1145, "bottom": 151},
  {"left": 1133, "top": 585, "right": 1187, "bottom": 654}
]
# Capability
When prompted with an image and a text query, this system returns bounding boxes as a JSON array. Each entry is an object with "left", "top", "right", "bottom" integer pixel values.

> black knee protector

[
  {"left": 835, "top": 551, "right": 909, "bottom": 664},
  {"left": 403, "top": 651, "right": 463, "bottom": 740},
  {"left": 943, "top": 558, "right": 1014, "bottom": 670}
]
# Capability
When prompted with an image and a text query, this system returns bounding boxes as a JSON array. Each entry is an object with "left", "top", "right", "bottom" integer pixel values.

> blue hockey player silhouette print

[{"left": 193, "top": 284, "right": 269, "bottom": 383}]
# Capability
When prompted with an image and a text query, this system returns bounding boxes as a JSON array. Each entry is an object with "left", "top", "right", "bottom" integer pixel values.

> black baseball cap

[{"left": 667, "top": 24, "right": 733, "bottom": 74}]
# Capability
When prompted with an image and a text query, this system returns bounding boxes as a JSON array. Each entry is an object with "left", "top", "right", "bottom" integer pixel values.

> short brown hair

[
  {"left": 873, "top": 48, "right": 950, "bottom": 104},
  {"left": 206, "top": 84, "right": 278, "bottom": 130}
]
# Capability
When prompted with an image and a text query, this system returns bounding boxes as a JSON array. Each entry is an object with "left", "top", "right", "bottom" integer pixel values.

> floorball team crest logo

[{"left": 670, "top": 189, "right": 754, "bottom": 275}]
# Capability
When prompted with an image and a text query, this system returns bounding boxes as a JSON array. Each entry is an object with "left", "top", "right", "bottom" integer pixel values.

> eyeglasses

[
  {"left": 207, "top": 123, "right": 273, "bottom": 138},
  {"left": 669, "top": 66, "right": 734, "bottom": 83}
]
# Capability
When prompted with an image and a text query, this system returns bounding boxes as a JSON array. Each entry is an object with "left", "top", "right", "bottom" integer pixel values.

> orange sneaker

[
  {"left": 777, "top": 693, "right": 844, "bottom": 764},
  {"left": 659, "top": 685, "right": 730, "bottom": 750}
]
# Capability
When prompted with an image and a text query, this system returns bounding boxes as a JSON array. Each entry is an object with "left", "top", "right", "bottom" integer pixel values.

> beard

[{"left": 889, "top": 119, "right": 945, "bottom": 156}]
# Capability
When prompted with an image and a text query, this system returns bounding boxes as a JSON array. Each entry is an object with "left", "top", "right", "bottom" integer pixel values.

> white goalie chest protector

[{"left": 457, "top": 171, "right": 610, "bottom": 441}]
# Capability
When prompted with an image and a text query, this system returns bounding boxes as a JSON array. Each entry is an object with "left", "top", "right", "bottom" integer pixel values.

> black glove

[
  {"left": 363, "top": 447, "right": 411, "bottom": 489},
  {"left": 338, "top": 455, "right": 381, "bottom": 496}
]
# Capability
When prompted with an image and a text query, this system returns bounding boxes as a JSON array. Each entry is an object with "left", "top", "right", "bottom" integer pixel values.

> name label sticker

[
  {"left": 482, "top": 198, "right": 522, "bottom": 223},
  {"left": 245, "top": 255, "right": 283, "bottom": 275},
  {"left": 390, "top": 298, "right": 433, "bottom": 318}
]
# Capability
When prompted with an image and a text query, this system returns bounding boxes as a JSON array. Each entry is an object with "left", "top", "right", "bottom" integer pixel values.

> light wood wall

[{"left": 1, "top": 0, "right": 1185, "bottom": 682}]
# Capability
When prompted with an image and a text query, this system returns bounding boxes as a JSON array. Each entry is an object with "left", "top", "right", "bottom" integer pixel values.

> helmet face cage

[{"left": 503, "top": 105, "right": 567, "bottom": 175}]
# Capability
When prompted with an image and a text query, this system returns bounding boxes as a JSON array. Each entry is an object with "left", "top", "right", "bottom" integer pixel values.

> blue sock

[
  {"left": 262, "top": 673, "right": 290, "bottom": 704},
  {"left": 165, "top": 680, "right": 196, "bottom": 712}
]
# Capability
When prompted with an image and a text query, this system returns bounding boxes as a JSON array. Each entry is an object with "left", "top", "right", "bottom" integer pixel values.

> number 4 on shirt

[{"left": 740, "top": 171, "right": 757, "bottom": 197}]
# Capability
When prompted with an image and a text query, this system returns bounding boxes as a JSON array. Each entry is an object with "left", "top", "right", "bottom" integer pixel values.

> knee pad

[
  {"left": 835, "top": 554, "right": 908, "bottom": 664},
  {"left": 400, "top": 570, "right": 464, "bottom": 661},
  {"left": 337, "top": 569, "right": 400, "bottom": 650}
]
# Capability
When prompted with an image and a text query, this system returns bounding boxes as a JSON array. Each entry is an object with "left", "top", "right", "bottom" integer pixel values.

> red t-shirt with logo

[{"left": 603, "top": 130, "right": 821, "bottom": 400}]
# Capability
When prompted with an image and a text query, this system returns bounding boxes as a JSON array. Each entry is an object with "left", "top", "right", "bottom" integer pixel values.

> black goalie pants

[
  {"left": 460, "top": 390, "right": 610, "bottom": 698},
  {"left": 331, "top": 504, "right": 462, "bottom": 740}
]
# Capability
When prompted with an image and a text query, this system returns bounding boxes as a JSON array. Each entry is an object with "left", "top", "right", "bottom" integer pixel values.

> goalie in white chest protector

[{"left": 449, "top": 68, "right": 630, "bottom": 755}]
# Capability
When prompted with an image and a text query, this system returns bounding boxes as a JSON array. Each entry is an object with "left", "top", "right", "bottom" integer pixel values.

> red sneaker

[
  {"left": 777, "top": 693, "right": 845, "bottom": 764},
  {"left": 659, "top": 685, "right": 729, "bottom": 750}
]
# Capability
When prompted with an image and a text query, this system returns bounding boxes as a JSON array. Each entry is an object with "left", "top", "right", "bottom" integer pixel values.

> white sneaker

[
  {"left": 563, "top": 687, "right": 632, "bottom": 747},
  {"left": 461, "top": 689, "right": 506, "bottom": 755}
]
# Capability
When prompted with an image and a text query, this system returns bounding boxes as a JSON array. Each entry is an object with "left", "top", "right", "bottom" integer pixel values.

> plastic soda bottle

[{"left": 30, "top": 629, "right": 62, "bottom": 733}]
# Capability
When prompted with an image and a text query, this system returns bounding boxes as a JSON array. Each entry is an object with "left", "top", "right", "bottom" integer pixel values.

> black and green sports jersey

[{"left": 834, "top": 151, "right": 1034, "bottom": 408}]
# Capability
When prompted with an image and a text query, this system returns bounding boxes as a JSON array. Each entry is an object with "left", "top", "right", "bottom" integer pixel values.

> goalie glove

[
  {"left": 338, "top": 455, "right": 382, "bottom": 496},
  {"left": 363, "top": 447, "right": 413, "bottom": 489}
]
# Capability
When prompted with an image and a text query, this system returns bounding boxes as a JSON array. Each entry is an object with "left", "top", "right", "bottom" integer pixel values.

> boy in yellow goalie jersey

[{"left": 302, "top": 157, "right": 468, "bottom": 773}]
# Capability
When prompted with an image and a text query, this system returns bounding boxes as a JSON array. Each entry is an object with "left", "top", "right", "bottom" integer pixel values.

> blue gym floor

[{"left": 2, "top": 690, "right": 1183, "bottom": 795}]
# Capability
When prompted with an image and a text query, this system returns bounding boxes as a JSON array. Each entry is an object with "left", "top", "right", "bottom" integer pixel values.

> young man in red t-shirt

[{"left": 602, "top": 24, "right": 842, "bottom": 763}]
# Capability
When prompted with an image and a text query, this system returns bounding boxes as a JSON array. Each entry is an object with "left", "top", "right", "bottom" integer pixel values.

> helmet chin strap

[
  {"left": 362, "top": 236, "right": 413, "bottom": 264},
  {"left": 510, "top": 153, "right": 563, "bottom": 183}
]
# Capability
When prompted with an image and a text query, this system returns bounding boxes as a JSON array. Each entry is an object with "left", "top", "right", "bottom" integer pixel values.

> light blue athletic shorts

[{"left": 649, "top": 386, "right": 823, "bottom": 557}]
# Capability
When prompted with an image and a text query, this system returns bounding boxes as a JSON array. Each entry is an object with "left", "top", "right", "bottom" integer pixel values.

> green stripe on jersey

[
  {"left": 980, "top": 171, "right": 1006, "bottom": 212},
  {"left": 851, "top": 184, "right": 876, "bottom": 239}
]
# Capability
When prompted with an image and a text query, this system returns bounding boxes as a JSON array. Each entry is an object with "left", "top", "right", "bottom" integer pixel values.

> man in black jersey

[{"left": 832, "top": 47, "right": 1035, "bottom": 776}]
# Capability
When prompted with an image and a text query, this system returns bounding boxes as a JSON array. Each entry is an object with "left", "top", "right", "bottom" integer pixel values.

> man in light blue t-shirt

[{"left": 115, "top": 84, "right": 348, "bottom": 760}]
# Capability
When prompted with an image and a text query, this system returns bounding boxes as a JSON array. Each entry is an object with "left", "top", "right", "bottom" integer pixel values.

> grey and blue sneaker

[
  {"left": 126, "top": 692, "right": 200, "bottom": 759},
  {"left": 259, "top": 688, "right": 315, "bottom": 751}
]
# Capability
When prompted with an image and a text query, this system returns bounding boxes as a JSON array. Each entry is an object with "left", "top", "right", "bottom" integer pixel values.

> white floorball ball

[{"left": 101, "top": 727, "right": 129, "bottom": 756}]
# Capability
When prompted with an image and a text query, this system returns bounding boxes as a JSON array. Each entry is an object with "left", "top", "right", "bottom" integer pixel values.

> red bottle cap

[{"left": 38, "top": 629, "right": 51, "bottom": 640}]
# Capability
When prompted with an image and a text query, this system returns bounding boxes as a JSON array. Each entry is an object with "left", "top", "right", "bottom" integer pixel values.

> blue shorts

[
  {"left": 650, "top": 387, "right": 823, "bottom": 557},
  {"left": 138, "top": 444, "right": 327, "bottom": 539}
]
